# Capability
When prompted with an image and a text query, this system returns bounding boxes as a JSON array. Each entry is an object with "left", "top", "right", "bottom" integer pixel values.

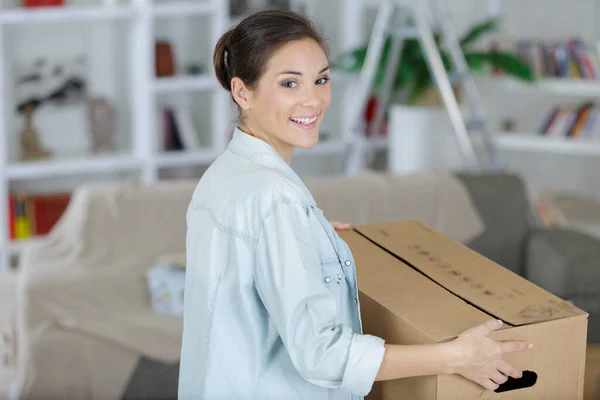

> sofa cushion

[
  {"left": 456, "top": 172, "right": 532, "bottom": 275},
  {"left": 303, "top": 171, "right": 484, "bottom": 244},
  {"left": 526, "top": 228, "right": 600, "bottom": 299}
]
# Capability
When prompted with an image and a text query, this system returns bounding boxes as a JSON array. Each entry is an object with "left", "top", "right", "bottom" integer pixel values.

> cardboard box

[{"left": 339, "top": 220, "right": 588, "bottom": 400}]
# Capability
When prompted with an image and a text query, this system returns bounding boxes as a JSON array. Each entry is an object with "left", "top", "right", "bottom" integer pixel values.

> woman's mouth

[{"left": 290, "top": 115, "right": 318, "bottom": 129}]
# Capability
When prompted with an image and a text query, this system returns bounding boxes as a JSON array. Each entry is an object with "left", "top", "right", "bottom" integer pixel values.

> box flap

[
  {"left": 341, "top": 229, "right": 495, "bottom": 341},
  {"left": 353, "top": 220, "right": 586, "bottom": 326}
]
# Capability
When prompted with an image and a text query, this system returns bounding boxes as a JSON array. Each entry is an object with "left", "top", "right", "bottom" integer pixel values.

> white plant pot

[{"left": 387, "top": 105, "right": 466, "bottom": 174}]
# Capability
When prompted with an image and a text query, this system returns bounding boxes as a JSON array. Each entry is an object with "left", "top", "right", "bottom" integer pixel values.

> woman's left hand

[{"left": 329, "top": 221, "right": 352, "bottom": 231}]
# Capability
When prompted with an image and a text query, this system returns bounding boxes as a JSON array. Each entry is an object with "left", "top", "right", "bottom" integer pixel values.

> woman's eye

[
  {"left": 282, "top": 81, "right": 298, "bottom": 88},
  {"left": 316, "top": 77, "right": 331, "bottom": 85}
]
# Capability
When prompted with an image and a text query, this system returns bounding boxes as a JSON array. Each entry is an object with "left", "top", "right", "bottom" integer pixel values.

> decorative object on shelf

[
  {"left": 267, "top": 0, "right": 291, "bottom": 9},
  {"left": 18, "top": 102, "right": 52, "bottom": 162},
  {"left": 334, "top": 17, "right": 535, "bottom": 106},
  {"left": 12, "top": 189, "right": 32, "bottom": 240},
  {"left": 186, "top": 63, "right": 204, "bottom": 76},
  {"left": 501, "top": 118, "right": 517, "bottom": 133},
  {"left": 15, "top": 55, "right": 88, "bottom": 111},
  {"left": 155, "top": 40, "right": 176, "bottom": 77},
  {"left": 230, "top": 0, "right": 249, "bottom": 16},
  {"left": 88, "top": 97, "right": 116, "bottom": 154},
  {"left": 364, "top": 96, "right": 387, "bottom": 136}
]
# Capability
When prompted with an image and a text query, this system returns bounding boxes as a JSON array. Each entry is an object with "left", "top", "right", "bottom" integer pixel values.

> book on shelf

[
  {"left": 516, "top": 38, "right": 599, "bottom": 80},
  {"left": 7, "top": 191, "right": 71, "bottom": 241},
  {"left": 537, "top": 101, "right": 600, "bottom": 139},
  {"left": 158, "top": 106, "right": 203, "bottom": 152}
]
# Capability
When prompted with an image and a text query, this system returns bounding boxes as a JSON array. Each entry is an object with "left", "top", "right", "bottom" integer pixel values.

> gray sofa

[
  {"left": 457, "top": 172, "right": 600, "bottom": 342},
  {"left": 121, "top": 172, "right": 600, "bottom": 399}
]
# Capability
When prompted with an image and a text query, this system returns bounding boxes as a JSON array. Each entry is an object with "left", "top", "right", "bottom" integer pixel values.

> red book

[
  {"left": 29, "top": 193, "right": 71, "bottom": 236},
  {"left": 23, "top": 0, "right": 64, "bottom": 8}
]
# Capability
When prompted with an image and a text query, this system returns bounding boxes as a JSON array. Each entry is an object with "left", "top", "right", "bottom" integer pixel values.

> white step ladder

[{"left": 343, "top": 0, "right": 505, "bottom": 174}]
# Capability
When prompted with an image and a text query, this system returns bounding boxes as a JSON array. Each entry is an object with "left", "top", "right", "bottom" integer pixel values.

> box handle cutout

[{"left": 494, "top": 371, "right": 537, "bottom": 393}]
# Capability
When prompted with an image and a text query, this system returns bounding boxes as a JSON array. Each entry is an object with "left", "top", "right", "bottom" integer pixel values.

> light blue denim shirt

[{"left": 178, "top": 128, "right": 386, "bottom": 400}]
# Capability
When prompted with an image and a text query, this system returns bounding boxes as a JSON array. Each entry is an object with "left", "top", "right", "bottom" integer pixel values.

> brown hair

[{"left": 213, "top": 9, "right": 328, "bottom": 101}]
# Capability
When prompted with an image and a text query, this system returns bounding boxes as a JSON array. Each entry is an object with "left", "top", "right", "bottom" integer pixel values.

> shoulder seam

[{"left": 189, "top": 203, "right": 256, "bottom": 243}]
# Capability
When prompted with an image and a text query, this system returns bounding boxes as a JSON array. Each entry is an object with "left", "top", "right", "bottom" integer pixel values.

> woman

[{"left": 178, "top": 9, "right": 532, "bottom": 400}]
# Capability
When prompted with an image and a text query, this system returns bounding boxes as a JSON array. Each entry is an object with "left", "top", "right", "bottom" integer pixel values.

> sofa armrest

[{"left": 525, "top": 228, "right": 600, "bottom": 300}]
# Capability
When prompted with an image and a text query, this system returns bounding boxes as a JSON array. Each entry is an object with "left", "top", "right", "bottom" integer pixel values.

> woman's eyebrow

[{"left": 277, "top": 65, "right": 331, "bottom": 76}]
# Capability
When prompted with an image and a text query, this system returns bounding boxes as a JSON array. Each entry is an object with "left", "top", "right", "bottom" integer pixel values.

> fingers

[
  {"left": 481, "top": 379, "right": 499, "bottom": 392},
  {"left": 330, "top": 221, "right": 352, "bottom": 230},
  {"left": 497, "top": 360, "right": 523, "bottom": 380},
  {"left": 490, "top": 371, "right": 508, "bottom": 386},
  {"left": 500, "top": 340, "right": 532, "bottom": 354},
  {"left": 470, "top": 319, "right": 503, "bottom": 336}
]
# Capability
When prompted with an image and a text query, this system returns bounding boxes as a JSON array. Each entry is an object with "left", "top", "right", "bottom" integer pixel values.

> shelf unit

[
  {"left": 472, "top": 74, "right": 600, "bottom": 154},
  {"left": 0, "top": 0, "right": 375, "bottom": 269},
  {"left": 495, "top": 133, "right": 600, "bottom": 156},
  {"left": 475, "top": 75, "right": 600, "bottom": 98},
  {"left": 0, "top": 0, "right": 232, "bottom": 270}
]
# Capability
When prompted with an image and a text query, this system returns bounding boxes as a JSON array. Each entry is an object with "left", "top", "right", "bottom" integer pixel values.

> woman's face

[{"left": 233, "top": 38, "right": 332, "bottom": 163}]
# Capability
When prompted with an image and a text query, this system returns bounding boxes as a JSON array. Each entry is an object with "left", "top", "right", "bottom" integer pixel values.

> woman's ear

[{"left": 231, "top": 77, "right": 252, "bottom": 110}]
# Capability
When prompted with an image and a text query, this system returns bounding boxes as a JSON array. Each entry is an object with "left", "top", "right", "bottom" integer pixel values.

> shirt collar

[{"left": 227, "top": 127, "right": 316, "bottom": 206}]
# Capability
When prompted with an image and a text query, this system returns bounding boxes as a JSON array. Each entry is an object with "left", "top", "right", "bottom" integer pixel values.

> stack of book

[
  {"left": 157, "top": 106, "right": 204, "bottom": 152},
  {"left": 516, "top": 38, "right": 599, "bottom": 80},
  {"left": 537, "top": 101, "right": 600, "bottom": 138},
  {"left": 7, "top": 191, "right": 71, "bottom": 241}
]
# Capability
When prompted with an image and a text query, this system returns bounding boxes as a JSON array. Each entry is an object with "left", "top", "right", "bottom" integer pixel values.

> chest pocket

[
  {"left": 320, "top": 258, "right": 345, "bottom": 296},
  {"left": 310, "top": 208, "right": 347, "bottom": 307}
]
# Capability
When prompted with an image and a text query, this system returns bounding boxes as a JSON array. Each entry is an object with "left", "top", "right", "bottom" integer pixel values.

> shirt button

[
  {"left": 337, "top": 274, "right": 342, "bottom": 280},
  {"left": 354, "top": 298, "right": 358, "bottom": 304},
  {"left": 344, "top": 260, "right": 351, "bottom": 267},
  {"left": 324, "top": 276, "right": 331, "bottom": 283}
]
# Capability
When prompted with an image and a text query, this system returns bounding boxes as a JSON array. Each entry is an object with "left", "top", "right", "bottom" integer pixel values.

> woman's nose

[{"left": 300, "top": 88, "right": 323, "bottom": 108}]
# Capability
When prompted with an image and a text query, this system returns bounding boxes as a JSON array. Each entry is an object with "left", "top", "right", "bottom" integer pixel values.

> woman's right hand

[{"left": 448, "top": 319, "right": 533, "bottom": 391}]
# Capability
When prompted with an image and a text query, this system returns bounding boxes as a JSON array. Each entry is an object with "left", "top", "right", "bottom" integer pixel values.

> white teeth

[{"left": 291, "top": 116, "right": 317, "bottom": 125}]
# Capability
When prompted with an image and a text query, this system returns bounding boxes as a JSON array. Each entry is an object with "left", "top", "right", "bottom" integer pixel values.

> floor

[{"left": 586, "top": 345, "right": 600, "bottom": 400}]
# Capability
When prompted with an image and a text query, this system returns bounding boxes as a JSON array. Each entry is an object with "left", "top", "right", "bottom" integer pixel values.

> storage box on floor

[{"left": 339, "top": 221, "right": 588, "bottom": 400}]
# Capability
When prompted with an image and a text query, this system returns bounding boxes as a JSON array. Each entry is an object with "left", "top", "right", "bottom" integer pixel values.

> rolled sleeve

[
  {"left": 341, "top": 334, "right": 386, "bottom": 395},
  {"left": 254, "top": 200, "right": 385, "bottom": 395}
]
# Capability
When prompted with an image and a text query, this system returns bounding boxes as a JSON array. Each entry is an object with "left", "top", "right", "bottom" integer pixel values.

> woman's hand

[
  {"left": 448, "top": 319, "right": 532, "bottom": 391},
  {"left": 329, "top": 221, "right": 352, "bottom": 231}
]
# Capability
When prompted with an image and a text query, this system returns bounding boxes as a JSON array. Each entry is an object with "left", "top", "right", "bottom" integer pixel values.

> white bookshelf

[
  {"left": 476, "top": 76, "right": 600, "bottom": 98},
  {"left": 0, "top": 0, "right": 372, "bottom": 269},
  {"left": 153, "top": 74, "right": 217, "bottom": 92},
  {"left": 7, "top": 153, "right": 143, "bottom": 180},
  {"left": 0, "top": 4, "right": 135, "bottom": 24},
  {"left": 496, "top": 133, "right": 600, "bottom": 156},
  {"left": 151, "top": 1, "right": 214, "bottom": 18},
  {"left": 156, "top": 148, "right": 216, "bottom": 168},
  {"left": 509, "top": 78, "right": 600, "bottom": 97},
  {"left": 0, "top": 0, "right": 232, "bottom": 270}
]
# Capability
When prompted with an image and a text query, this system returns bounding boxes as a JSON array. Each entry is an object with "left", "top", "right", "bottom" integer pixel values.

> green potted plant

[{"left": 333, "top": 17, "right": 535, "bottom": 107}]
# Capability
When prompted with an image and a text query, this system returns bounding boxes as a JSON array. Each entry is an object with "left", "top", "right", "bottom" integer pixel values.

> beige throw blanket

[{"left": 13, "top": 172, "right": 483, "bottom": 399}]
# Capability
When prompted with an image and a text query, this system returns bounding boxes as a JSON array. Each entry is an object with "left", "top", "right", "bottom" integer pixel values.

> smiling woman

[
  {"left": 212, "top": 10, "right": 331, "bottom": 162},
  {"left": 178, "top": 9, "right": 532, "bottom": 400}
]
